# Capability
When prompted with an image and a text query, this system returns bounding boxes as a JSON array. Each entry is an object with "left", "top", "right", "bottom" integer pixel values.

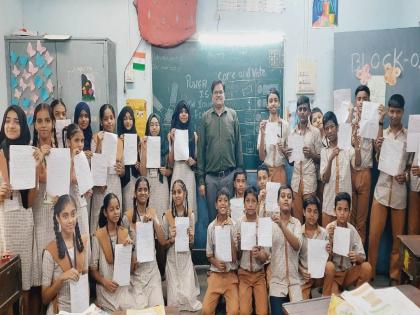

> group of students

[{"left": 0, "top": 81, "right": 417, "bottom": 315}]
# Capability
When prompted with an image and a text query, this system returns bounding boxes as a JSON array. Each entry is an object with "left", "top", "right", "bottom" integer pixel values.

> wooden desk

[
  {"left": 0, "top": 255, "right": 21, "bottom": 314},
  {"left": 398, "top": 235, "right": 420, "bottom": 287},
  {"left": 282, "top": 285, "right": 420, "bottom": 315},
  {"left": 112, "top": 306, "right": 179, "bottom": 315}
]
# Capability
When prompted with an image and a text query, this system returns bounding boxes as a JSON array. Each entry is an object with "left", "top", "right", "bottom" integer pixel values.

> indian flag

[{"left": 133, "top": 51, "right": 146, "bottom": 71}]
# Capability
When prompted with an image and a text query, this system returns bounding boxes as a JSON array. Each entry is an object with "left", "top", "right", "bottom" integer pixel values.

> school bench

[
  {"left": 398, "top": 235, "right": 420, "bottom": 288},
  {"left": 112, "top": 306, "right": 179, "bottom": 314}
]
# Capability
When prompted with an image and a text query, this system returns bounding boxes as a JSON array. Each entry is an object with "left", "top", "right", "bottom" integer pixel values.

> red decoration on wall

[{"left": 135, "top": 0, "right": 197, "bottom": 47}]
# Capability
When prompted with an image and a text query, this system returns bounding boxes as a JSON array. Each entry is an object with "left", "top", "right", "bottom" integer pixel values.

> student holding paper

[
  {"left": 408, "top": 157, "right": 420, "bottom": 234},
  {"left": 320, "top": 112, "right": 361, "bottom": 227},
  {"left": 168, "top": 101, "right": 198, "bottom": 222},
  {"left": 256, "top": 163, "right": 270, "bottom": 217},
  {"left": 299, "top": 197, "right": 330, "bottom": 299},
  {"left": 117, "top": 106, "right": 140, "bottom": 213},
  {"left": 122, "top": 176, "right": 165, "bottom": 308},
  {"left": 73, "top": 102, "right": 93, "bottom": 156},
  {"left": 368, "top": 94, "right": 410, "bottom": 284},
  {"left": 41, "top": 195, "right": 89, "bottom": 315},
  {"left": 65, "top": 124, "right": 91, "bottom": 239},
  {"left": 91, "top": 104, "right": 124, "bottom": 234},
  {"left": 90, "top": 193, "right": 135, "bottom": 312},
  {"left": 139, "top": 113, "right": 172, "bottom": 276},
  {"left": 229, "top": 169, "right": 247, "bottom": 220},
  {"left": 286, "top": 96, "right": 322, "bottom": 223},
  {"left": 235, "top": 187, "right": 270, "bottom": 315},
  {"left": 323, "top": 192, "right": 372, "bottom": 296},
  {"left": 257, "top": 88, "right": 289, "bottom": 184},
  {"left": 269, "top": 185, "right": 303, "bottom": 314},
  {"left": 203, "top": 188, "right": 239, "bottom": 315},
  {"left": 162, "top": 180, "right": 202, "bottom": 312},
  {"left": 0, "top": 105, "right": 43, "bottom": 315}
]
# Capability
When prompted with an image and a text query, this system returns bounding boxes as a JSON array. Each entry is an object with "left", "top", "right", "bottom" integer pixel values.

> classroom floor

[{"left": 162, "top": 266, "right": 391, "bottom": 315}]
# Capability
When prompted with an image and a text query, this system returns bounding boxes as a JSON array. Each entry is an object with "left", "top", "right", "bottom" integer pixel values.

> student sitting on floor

[{"left": 323, "top": 192, "right": 372, "bottom": 296}]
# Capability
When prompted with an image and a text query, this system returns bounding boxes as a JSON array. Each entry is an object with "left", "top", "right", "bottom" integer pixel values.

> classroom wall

[
  {"left": 2, "top": 0, "right": 418, "bottom": 117},
  {"left": 0, "top": 0, "right": 23, "bottom": 119}
]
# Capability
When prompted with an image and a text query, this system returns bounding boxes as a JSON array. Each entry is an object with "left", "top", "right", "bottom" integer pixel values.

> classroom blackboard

[
  {"left": 152, "top": 40, "right": 284, "bottom": 169},
  {"left": 334, "top": 27, "right": 420, "bottom": 123}
]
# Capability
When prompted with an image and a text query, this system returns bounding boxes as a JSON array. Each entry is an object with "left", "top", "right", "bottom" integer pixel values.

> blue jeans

[{"left": 270, "top": 296, "right": 289, "bottom": 315}]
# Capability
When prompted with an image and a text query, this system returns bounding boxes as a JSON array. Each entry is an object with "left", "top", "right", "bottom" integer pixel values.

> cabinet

[
  {"left": 4, "top": 37, "right": 117, "bottom": 131},
  {"left": 0, "top": 255, "right": 21, "bottom": 314}
]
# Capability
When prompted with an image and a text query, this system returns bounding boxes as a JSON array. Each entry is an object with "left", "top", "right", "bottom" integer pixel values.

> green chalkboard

[{"left": 152, "top": 40, "right": 284, "bottom": 170}]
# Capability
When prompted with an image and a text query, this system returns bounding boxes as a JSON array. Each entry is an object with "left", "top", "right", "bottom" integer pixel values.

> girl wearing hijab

[
  {"left": 74, "top": 102, "right": 93, "bottom": 159},
  {"left": 0, "top": 105, "right": 43, "bottom": 315},
  {"left": 117, "top": 106, "right": 140, "bottom": 213},
  {"left": 167, "top": 100, "right": 198, "bottom": 222}
]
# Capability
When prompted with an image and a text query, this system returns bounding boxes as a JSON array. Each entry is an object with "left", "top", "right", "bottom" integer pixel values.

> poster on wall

[{"left": 312, "top": 0, "right": 338, "bottom": 28}]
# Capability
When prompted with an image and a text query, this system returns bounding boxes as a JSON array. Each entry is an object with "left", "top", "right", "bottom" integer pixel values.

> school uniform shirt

[
  {"left": 206, "top": 218, "right": 238, "bottom": 272},
  {"left": 374, "top": 127, "right": 410, "bottom": 210},
  {"left": 270, "top": 217, "right": 303, "bottom": 302},
  {"left": 410, "top": 152, "right": 420, "bottom": 192},
  {"left": 288, "top": 124, "right": 323, "bottom": 194},
  {"left": 326, "top": 221, "right": 365, "bottom": 272},
  {"left": 234, "top": 216, "right": 271, "bottom": 272},
  {"left": 352, "top": 138, "right": 373, "bottom": 170},
  {"left": 299, "top": 224, "right": 328, "bottom": 284},
  {"left": 321, "top": 147, "right": 355, "bottom": 216},
  {"left": 257, "top": 119, "right": 289, "bottom": 167}
]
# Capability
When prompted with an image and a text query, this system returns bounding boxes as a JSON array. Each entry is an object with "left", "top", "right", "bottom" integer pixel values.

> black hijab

[
  {"left": 74, "top": 102, "right": 92, "bottom": 151},
  {"left": 0, "top": 106, "right": 31, "bottom": 208},
  {"left": 171, "top": 100, "right": 195, "bottom": 159}
]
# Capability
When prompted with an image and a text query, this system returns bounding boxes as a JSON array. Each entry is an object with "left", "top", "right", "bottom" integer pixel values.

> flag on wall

[{"left": 133, "top": 51, "right": 146, "bottom": 71}]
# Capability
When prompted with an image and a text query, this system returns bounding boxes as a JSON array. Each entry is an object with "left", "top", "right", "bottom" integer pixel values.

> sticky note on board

[
  {"left": 18, "top": 55, "right": 28, "bottom": 66},
  {"left": 11, "top": 76, "right": 18, "bottom": 89},
  {"left": 35, "top": 53, "right": 45, "bottom": 68},
  {"left": 10, "top": 51, "right": 18, "bottom": 64},
  {"left": 34, "top": 74, "right": 43, "bottom": 89},
  {"left": 43, "top": 66, "right": 52, "bottom": 78},
  {"left": 40, "top": 88, "right": 49, "bottom": 101},
  {"left": 11, "top": 98, "right": 19, "bottom": 106},
  {"left": 22, "top": 98, "right": 30, "bottom": 109}
]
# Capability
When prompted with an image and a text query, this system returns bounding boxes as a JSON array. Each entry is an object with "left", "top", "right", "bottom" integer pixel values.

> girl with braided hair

[{"left": 41, "top": 194, "right": 88, "bottom": 315}]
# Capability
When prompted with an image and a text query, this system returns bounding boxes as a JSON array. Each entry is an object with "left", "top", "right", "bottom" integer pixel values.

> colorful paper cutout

[
  {"left": 36, "top": 40, "right": 46, "bottom": 54},
  {"left": 312, "top": 0, "right": 338, "bottom": 28},
  {"left": 27, "top": 115, "right": 33, "bottom": 125},
  {"left": 356, "top": 64, "right": 371, "bottom": 85},
  {"left": 10, "top": 51, "right": 18, "bottom": 64},
  {"left": 35, "top": 53, "right": 45, "bottom": 68},
  {"left": 22, "top": 98, "right": 30, "bottom": 109},
  {"left": 40, "top": 88, "right": 49, "bottom": 101},
  {"left": 18, "top": 55, "right": 28, "bottom": 66},
  {"left": 44, "top": 51, "right": 54, "bottom": 64},
  {"left": 19, "top": 78, "right": 28, "bottom": 91},
  {"left": 12, "top": 65, "right": 20, "bottom": 77},
  {"left": 11, "top": 76, "right": 18, "bottom": 89},
  {"left": 34, "top": 74, "right": 43, "bottom": 89},
  {"left": 31, "top": 93, "right": 39, "bottom": 104},
  {"left": 22, "top": 69, "right": 31, "bottom": 80},
  {"left": 81, "top": 74, "right": 95, "bottom": 101},
  {"left": 27, "top": 42, "right": 36, "bottom": 57},
  {"left": 11, "top": 98, "right": 19, "bottom": 106},
  {"left": 384, "top": 63, "right": 401, "bottom": 86},
  {"left": 43, "top": 66, "right": 52, "bottom": 78},
  {"left": 14, "top": 89, "right": 22, "bottom": 99},
  {"left": 28, "top": 79, "right": 35, "bottom": 92},
  {"left": 46, "top": 79, "right": 54, "bottom": 93},
  {"left": 28, "top": 61, "right": 39, "bottom": 75}
]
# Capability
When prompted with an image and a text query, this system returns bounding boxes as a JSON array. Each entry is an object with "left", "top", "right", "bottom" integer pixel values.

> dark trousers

[
  {"left": 205, "top": 171, "right": 235, "bottom": 222},
  {"left": 269, "top": 296, "right": 289, "bottom": 315}
]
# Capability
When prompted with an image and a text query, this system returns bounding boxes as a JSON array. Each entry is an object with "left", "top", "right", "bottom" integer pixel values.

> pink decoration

[
  {"left": 27, "top": 42, "right": 36, "bottom": 57},
  {"left": 46, "top": 79, "right": 54, "bottom": 93},
  {"left": 22, "top": 69, "right": 31, "bottom": 80},
  {"left": 356, "top": 64, "right": 371, "bottom": 85},
  {"left": 28, "top": 79, "right": 35, "bottom": 92},
  {"left": 14, "top": 89, "right": 22, "bottom": 99},
  {"left": 36, "top": 40, "right": 46, "bottom": 54},
  {"left": 12, "top": 65, "right": 20, "bottom": 77},
  {"left": 31, "top": 93, "right": 39, "bottom": 104},
  {"left": 44, "top": 51, "right": 54, "bottom": 64},
  {"left": 384, "top": 63, "right": 401, "bottom": 86},
  {"left": 19, "top": 78, "right": 28, "bottom": 91},
  {"left": 28, "top": 61, "right": 38, "bottom": 75}
]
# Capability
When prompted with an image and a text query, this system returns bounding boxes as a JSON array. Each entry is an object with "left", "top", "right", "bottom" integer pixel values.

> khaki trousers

[
  {"left": 268, "top": 165, "right": 287, "bottom": 185},
  {"left": 301, "top": 278, "right": 324, "bottom": 300},
  {"left": 322, "top": 212, "right": 336, "bottom": 228},
  {"left": 238, "top": 268, "right": 268, "bottom": 315},
  {"left": 293, "top": 180, "right": 316, "bottom": 224},
  {"left": 351, "top": 169, "right": 371, "bottom": 245}
]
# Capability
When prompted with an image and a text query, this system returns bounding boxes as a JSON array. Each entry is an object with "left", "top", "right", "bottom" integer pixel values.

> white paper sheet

[
  {"left": 338, "top": 123, "right": 352, "bottom": 150},
  {"left": 215, "top": 225, "right": 232, "bottom": 262},
  {"left": 73, "top": 151, "right": 94, "bottom": 195},
  {"left": 70, "top": 274, "right": 89, "bottom": 313},
  {"left": 91, "top": 153, "right": 108, "bottom": 187},
  {"left": 230, "top": 198, "right": 244, "bottom": 222},
  {"left": 288, "top": 134, "right": 305, "bottom": 163},
  {"left": 124, "top": 133, "right": 138, "bottom": 165},
  {"left": 257, "top": 217, "right": 272, "bottom": 247},
  {"left": 9, "top": 145, "right": 35, "bottom": 190},
  {"left": 378, "top": 138, "right": 404, "bottom": 176},
  {"left": 46, "top": 148, "right": 70, "bottom": 197},
  {"left": 368, "top": 75, "right": 386, "bottom": 106},
  {"left": 265, "top": 122, "right": 282, "bottom": 146},
  {"left": 308, "top": 239, "right": 329, "bottom": 278},
  {"left": 102, "top": 132, "right": 118, "bottom": 167},
  {"left": 146, "top": 136, "right": 161, "bottom": 169},
  {"left": 136, "top": 221, "right": 155, "bottom": 263},
  {"left": 113, "top": 244, "right": 132, "bottom": 286},
  {"left": 359, "top": 101, "right": 380, "bottom": 139},
  {"left": 333, "top": 89, "right": 352, "bottom": 124},
  {"left": 55, "top": 119, "right": 71, "bottom": 148},
  {"left": 175, "top": 217, "right": 190, "bottom": 252},
  {"left": 333, "top": 226, "right": 351, "bottom": 257},
  {"left": 265, "top": 182, "right": 281, "bottom": 213},
  {"left": 174, "top": 129, "right": 189, "bottom": 161},
  {"left": 406, "top": 115, "right": 420, "bottom": 152},
  {"left": 241, "top": 222, "right": 257, "bottom": 250}
]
